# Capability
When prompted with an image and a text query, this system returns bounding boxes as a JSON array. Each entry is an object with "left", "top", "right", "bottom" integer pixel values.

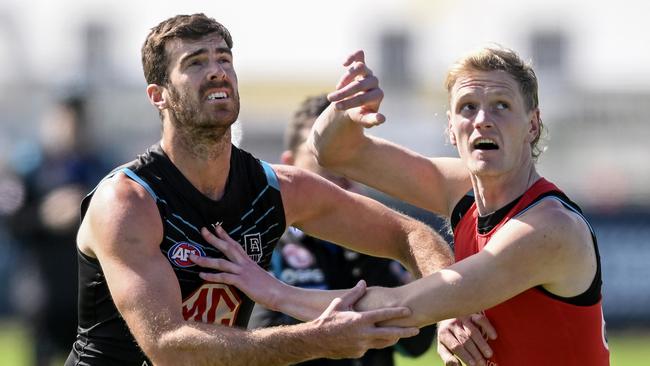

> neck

[
  {"left": 161, "top": 123, "right": 232, "bottom": 201},
  {"left": 471, "top": 163, "right": 540, "bottom": 216}
]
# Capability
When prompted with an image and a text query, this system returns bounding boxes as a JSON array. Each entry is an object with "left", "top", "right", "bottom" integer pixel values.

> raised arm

[
  {"left": 308, "top": 50, "right": 470, "bottom": 216},
  {"left": 79, "top": 173, "right": 419, "bottom": 366}
]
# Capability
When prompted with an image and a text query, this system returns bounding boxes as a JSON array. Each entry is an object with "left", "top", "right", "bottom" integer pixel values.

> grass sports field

[
  {"left": 394, "top": 331, "right": 650, "bottom": 366},
  {"left": 1, "top": 320, "right": 648, "bottom": 366}
]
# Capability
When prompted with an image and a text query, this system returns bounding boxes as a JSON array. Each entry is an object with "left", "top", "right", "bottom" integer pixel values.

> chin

[{"left": 468, "top": 161, "right": 501, "bottom": 176}]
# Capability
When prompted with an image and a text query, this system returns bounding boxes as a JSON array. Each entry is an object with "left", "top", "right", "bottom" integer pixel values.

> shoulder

[
  {"left": 94, "top": 172, "right": 160, "bottom": 219},
  {"left": 515, "top": 198, "right": 591, "bottom": 244},
  {"left": 78, "top": 172, "right": 163, "bottom": 257},
  {"left": 474, "top": 197, "right": 596, "bottom": 293},
  {"left": 498, "top": 197, "right": 594, "bottom": 279}
]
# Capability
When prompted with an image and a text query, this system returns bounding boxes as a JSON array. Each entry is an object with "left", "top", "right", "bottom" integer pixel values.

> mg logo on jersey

[
  {"left": 182, "top": 283, "right": 242, "bottom": 326},
  {"left": 168, "top": 242, "right": 205, "bottom": 268},
  {"left": 244, "top": 233, "right": 263, "bottom": 262}
]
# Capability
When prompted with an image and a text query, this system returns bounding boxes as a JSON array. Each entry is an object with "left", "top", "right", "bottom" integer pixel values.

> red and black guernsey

[
  {"left": 66, "top": 143, "right": 286, "bottom": 366},
  {"left": 451, "top": 178, "right": 609, "bottom": 365}
]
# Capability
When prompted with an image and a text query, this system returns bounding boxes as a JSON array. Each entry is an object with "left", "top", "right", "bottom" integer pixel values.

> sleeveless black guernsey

[{"left": 65, "top": 143, "right": 286, "bottom": 366}]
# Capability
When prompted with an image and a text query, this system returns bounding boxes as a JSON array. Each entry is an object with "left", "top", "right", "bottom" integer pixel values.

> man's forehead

[
  {"left": 166, "top": 34, "right": 229, "bottom": 58},
  {"left": 452, "top": 70, "right": 519, "bottom": 97}
]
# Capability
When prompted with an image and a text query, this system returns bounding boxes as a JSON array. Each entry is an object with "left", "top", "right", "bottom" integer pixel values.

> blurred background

[{"left": 0, "top": 0, "right": 648, "bottom": 365}]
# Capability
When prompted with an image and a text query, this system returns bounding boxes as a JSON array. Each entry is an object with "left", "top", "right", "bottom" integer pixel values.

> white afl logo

[{"left": 168, "top": 242, "right": 205, "bottom": 267}]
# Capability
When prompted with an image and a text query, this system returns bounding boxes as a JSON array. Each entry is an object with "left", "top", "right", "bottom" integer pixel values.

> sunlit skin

[
  {"left": 145, "top": 34, "right": 241, "bottom": 200},
  {"left": 447, "top": 70, "right": 541, "bottom": 215},
  {"left": 284, "top": 142, "right": 359, "bottom": 192},
  {"left": 165, "top": 34, "right": 240, "bottom": 130}
]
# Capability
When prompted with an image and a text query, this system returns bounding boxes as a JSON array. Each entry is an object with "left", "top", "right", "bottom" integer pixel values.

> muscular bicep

[
  {"left": 79, "top": 175, "right": 181, "bottom": 357},
  {"left": 275, "top": 164, "right": 417, "bottom": 261}
]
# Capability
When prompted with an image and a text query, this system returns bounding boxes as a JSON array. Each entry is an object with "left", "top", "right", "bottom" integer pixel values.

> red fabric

[{"left": 454, "top": 178, "right": 610, "bottom": 365}]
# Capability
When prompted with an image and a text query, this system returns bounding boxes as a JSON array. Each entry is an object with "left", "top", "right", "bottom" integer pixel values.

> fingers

[
  {"left": 190, "top": 255, "right": 239, "bottom": 274},
  {"left": 455, "top": 325, "right": 485, "bottom": 366},
  {"left": 342, "top": 50, "right": 365, "bottom": 67},
  {"left": 335, "top": 60, "right": 373, "bottom": 90},
  {"left": 369, "top": 325, "right": 419, "bottom": 340},
  {"left": 362, "top": 306, "right": 411, "bottom": 324},
  {"left": 437, "top": 341, "right": 462, "bottom": 366},
  {"left": 463, "top": 320, "right": 493, "bottom": 360},
  {"left": 330, "top": 88, "right": 386, "bottom": 127},
  {"left": 437, "top": 320, "right": 482, "bottom": 366},
  {"left": 197, "top": 271, "right": 238, "bottom": 286},
  {"left": 200, "top": 226, "right": 247, "bottom": 262},
  {"left": 472, "top": 313, "right": 497, "bottom": 340},
  {"left": 329, "top": 74, "right": 379, "bottom": 103},
  {"left": 357, "top": 111, "right": 386, "bottom": 127},
  {"left": 361, "top": 327, "right": 419, "bottom": 352},
  {"left": 337, "top": 280, "right": 367, "bottom": 309}
]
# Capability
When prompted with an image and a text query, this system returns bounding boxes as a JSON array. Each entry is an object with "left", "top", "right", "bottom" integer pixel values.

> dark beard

[
  {"left": 166, "top": 84, "right": 240, "bottom": 160},
  {"left": 167, "top": 83, "right": 240, "bottom": 138}
]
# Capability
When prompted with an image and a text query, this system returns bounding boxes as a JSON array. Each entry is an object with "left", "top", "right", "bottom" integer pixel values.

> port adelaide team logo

[
  {"left": 168, "top": 242, "right": 205, "bottom": 267},
  {"left": 244, "top": 233, "right": 263, "bottom": 262}
]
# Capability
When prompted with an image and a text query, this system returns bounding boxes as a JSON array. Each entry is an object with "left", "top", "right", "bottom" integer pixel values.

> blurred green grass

[
  {"left": 395, "top": 331, "right": 650, "bottom": 366},
  {"left": 1, "top": 319, "right": 648, "bottom": 366}
]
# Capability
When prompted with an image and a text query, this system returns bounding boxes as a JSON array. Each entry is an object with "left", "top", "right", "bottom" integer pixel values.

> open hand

[
  {"left": 314, "top": 280, "right": 420, "bottom": 359},
  {"left": 328, "top": 50, "right": 386, "bottom": 128},
  {"left": 190, "top": 226, "right": 283, "bottom": 310}
]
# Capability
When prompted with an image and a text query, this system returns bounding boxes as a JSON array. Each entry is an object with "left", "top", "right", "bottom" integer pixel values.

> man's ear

[
  {"left": 447, "top": 110, "right": 457, "bottom": 146},
  {"left": 146, "top": 84, "right": 168, "bottom": 111},
  {"left": 528, "top": 108, "right": 541, "bottom": 143},
  {"left": 280, "top": 150, "right": 294, "bottom": 165}
]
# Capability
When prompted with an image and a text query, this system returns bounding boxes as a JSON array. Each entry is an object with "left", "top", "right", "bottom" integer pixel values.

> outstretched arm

[
  {"left": 275, "top": 164, "right": 453, "bottom": 278},
  {"left": 191, "top": 161, "right": 455, "bottom": 320},
  {"left": 196, "top": 198, "right": 598, "bottom": 330},
  {"left": 308, "top": 50, "right": 470, "bottom": 216},
  {"left": 81, "top": 174, "right": 418, "bottom": 366}
]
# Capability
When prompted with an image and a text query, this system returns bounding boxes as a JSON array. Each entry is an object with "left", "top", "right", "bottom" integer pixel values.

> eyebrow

[
  {"left": 455, "top": 87, "right": 516, "bottom": 100},
  {"left": 179, "top": 47, "right": 232, "bottom": 65}
]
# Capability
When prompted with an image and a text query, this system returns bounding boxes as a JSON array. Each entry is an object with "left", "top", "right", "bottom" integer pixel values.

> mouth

[
  {"left": 206, "top": 91, "right": 229, "bottom": 101},
  {"left": 472, "top": 138, "right": 499, "bottom": 151}
]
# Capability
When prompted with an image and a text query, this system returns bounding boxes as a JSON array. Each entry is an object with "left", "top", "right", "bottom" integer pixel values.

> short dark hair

[
  {"left": 141, "top": 13, "right": 233, "bottom": 86},
  {"left": 285, "top": 94, "right": 330, "bottom": 152}
]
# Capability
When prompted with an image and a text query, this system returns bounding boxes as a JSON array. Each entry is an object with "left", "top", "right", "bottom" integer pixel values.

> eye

[
  {"left": 187, "top": 59, "right": 203, "bottom": 68},
  {"left": 495, "top": 101, "right": 509, "bottom": 110},
  {"left": 218, "top": 56, "right": 232, "bottom": 65},
  {"left": 460, "top": 103, "right": 477, "bottom": 113}
]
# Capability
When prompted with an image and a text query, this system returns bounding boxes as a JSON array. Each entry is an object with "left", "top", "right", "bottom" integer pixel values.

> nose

[
  {"left": 207, "top": 62, "right": 227, "bottom": 81},
  {"left": 473, "top": 108, "right": 493, "bottom": 129}
]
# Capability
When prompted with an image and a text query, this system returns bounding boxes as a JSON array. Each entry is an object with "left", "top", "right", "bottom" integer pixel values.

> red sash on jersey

[{"left": 454, "top": 178, "right": 610, "bottom": 365}]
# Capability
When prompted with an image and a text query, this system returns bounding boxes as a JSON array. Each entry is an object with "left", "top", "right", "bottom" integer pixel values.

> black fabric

[
  {"left": 476, "top": 195, "right": 522, "bottom": 234},
  {"left": 249, "top": 228, "right": 436, "bottom": 366},
  {"left": 450, "top": 194, "right": 474, "bottom": 230},
  {"left": 66, "top": 143, "right": 286, "bottom": 365}
]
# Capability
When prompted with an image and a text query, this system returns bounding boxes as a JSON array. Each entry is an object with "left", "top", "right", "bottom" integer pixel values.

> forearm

[
  {"left": 152, "top": 321, "right": 331, "bottom": 366},
  {"left": 356, "top": 264, "right": 507, "bottom": 328},
  {"left": 269, "top": 282, "right": 350, "bottom": 322},
  {"left": 399, "top": 220, "right": 454, "bottom": 278},
  {"left": 308, "top": 104, "right": 367, "bottom": 169}
]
